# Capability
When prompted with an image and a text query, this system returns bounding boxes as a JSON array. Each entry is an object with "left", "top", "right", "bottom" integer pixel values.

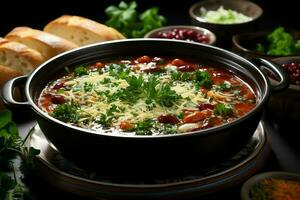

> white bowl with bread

[{"left": 0, "top": 15, "right": 125, "bottom": 109}]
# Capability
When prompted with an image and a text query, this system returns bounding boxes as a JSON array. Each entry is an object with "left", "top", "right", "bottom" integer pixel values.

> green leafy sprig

[
  {"left": 105, "top": 1, "right": 167, "bottom": 38},
  {"left": 0, "top": 110, "right": 40, "bottom": 200}
]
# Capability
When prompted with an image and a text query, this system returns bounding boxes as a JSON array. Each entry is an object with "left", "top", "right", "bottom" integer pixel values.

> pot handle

[
  {"left": 251, "top": 57, "right": 289, "bottom": 93},
  {"left": 1, "top": 75, "right": 30, "bottom": 109}
]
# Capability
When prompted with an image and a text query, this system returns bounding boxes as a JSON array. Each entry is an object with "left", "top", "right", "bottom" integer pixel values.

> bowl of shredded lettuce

[
  {"left": 232, "top": 27, "right": 300, "bottom": 59},
  {"left": 189, "top": 0, "right": 263, "bottom": 47}
]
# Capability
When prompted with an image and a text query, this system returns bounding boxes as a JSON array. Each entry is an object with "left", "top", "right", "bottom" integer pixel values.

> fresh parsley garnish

[
  {"left": 156, "top": 84, "right": 181, "bottom": 107},
  {"left": 132, "top": 119, "right": 155, "bottom": 135},
  {"left": 170, "top": 71, "right": 191, "bottom": 81},
  {"left": 0, "top": 110, "right": 22, "bottom": 170},
  {"left": 256, "top": 26, "right": 300, "bottom": 56},
  {"left": 0, "top": 110, "right": 40, "bottom": 199},
  {"left": 194, "top": 70, "right": 213, "bottom": 89},
  {"left": 52, "top": 103, "right": 80, "bottom": 123},
  {"left": 216, "top": 81, "right": 232, "bottom": 91},
  {"left": 105, "top": 1, "right": 167, "bottom": 38},
  {"left": 74, "top": 65, "right": 88, "bottom": 76},
  {"left": 83, "top": 82, "right": 93, "bottom": 92},
  {"left": 214, "top": 103, "right": 233, "bottom": 117}
]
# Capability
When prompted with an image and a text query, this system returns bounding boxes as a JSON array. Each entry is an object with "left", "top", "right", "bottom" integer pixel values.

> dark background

[
  {"left": 0, "top": 0, "right": 299, "bottom": 36},
  {"left": 2, "top": 1, "right": 299, "bottom": 199}
]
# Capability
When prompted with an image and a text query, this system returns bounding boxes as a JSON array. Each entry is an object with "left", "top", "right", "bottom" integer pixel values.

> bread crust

[
  {"left": 5, "top": 27, "right": 78, "bottom": 59},
  {"left": 0, "top": 37, "right": 45, "bottom": 73},
  {"left": 44, "top": 15, "right": 125, "bottom": 46}
]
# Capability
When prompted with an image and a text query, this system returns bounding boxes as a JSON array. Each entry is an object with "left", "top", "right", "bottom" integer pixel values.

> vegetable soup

[{"left": 38, "top": 56, "right": 257, "bottom": 135}]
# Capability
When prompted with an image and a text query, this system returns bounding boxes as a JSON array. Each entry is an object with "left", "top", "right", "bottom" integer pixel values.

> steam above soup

[{"left": 38, "top": 56, "right": 256, "bottom": 135}]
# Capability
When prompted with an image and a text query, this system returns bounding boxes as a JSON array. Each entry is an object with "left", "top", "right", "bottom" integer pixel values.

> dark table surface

[{"left": 3, "top": 0, "right": 300, "bottom": 199}]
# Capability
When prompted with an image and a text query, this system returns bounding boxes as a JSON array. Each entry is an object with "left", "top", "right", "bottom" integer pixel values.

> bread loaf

[
  {"left": 0, "top": 37, "right": 45, "bottom": 74},
  {"left": 5, "top": 27, "right": 78, "bottom": 60},
  {"left": 44, "top": 15, "right": 125, "bottom": 46}
]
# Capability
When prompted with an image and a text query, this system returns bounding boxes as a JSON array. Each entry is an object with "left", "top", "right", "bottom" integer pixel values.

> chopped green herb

[
  {"left": 100, "top": 78, "right": 111, "bottom": 84},
  {"left": 74, "top": 65, "right": 88, "bottom": 76},
  {"left": 83, "top": 82, "right": 93, "bottom": 92},
  {"left": 108, "top": 64, "right": 130, "bottom": 79},
  {"left": 178, "top": 112, "right": 184, "bottom": 119},
  {"left": 132, "top": 119, "right": 155, "bottom": 135},
  {"left": 170, "top": 71, "right": 191, "bottom": 81},
  {"left": 214, "top": 103, "right": 233, "bottom": 117},
  {"left": 126, "top": 74, "right": 144, "bottom": 89},
  {"left": 156, "top": 84, "right": 181, "bottom": 107},
  {"left": 160, "top": 124, "right": 177, "bottom": 134},
  {"left": 216, "top": 81, "right": 231, "bottom": 91},
  {"left": 194, "top": 70, "right": 213, "bottom": 89},
  {"left": 144, "top": 75, "right": 160, "bottom": 101},
  {"left": 256, "top": 27, "right": 300, "bottom": 56},
  {"left": 53, "top": 103, "right": 80, "bottom": 123}
]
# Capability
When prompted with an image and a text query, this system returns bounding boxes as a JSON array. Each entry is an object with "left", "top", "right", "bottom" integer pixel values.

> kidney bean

[
  {"left": 157, "top": 115, "right": 180, "bottom": 124},
  {"left": 171, "top": 58, "right": 185, "bottom": 66},
  {"left": 198, "top": 103, "right": 214, "bottom": 111},
  {"left": 51, "top": 95, "right": 65, "bottom": 104},
  {"left": 154, "top": 28, "right": 210, "bottom": 44},
  {"left": 282, "top": 62, "right": 300, "bottom": 85},
  {"left": 136, "top": 56, "right": 151, "bottom": 63},
  {"left": 53, "top": 82, "right": 65, "bottom": 90}
]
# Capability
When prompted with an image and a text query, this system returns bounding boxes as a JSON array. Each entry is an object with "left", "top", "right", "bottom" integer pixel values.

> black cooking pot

[{"left": 1, "top": 39, "right": 288, "bottom": 177}]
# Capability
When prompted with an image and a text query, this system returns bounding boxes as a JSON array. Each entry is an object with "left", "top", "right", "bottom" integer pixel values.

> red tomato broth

[{"left": 38, "top": 55, "right": 257, "bottom": 135}]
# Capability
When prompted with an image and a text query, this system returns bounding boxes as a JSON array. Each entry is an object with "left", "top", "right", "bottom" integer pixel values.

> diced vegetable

[{"left": 201, "top": 6, "right": 252, "bottom": 24}]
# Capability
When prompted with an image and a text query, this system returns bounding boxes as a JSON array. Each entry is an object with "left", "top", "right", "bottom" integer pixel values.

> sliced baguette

[
  {"left": 44, "top": 15, "right": 125, "bottom": 46},
  {"left": 5, "top": 27, "right": 78, "bottom": 60},
  {"left": 0, "top": 37, "right": 45, "bottom": 74}
]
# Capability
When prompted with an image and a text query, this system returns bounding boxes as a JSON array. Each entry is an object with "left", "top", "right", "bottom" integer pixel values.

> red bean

[
  {"left": 157, "top": 115, "right": 180, "bottom": 124},
  {"left": 198, "top": 103, "right": 214, "bottom": 111},
  {"left": 154, "top": 28, "right": 210, "bottom": 44},
  {"left": 281, "top": 62, "right": 300, "bottom": 85},
  {"left": 53, "top": 82, "right": 64, "bottom": 90},
  {"left": 171, "top": 58, "right": 185, "bottom": 66},
  {"left": 51, "top": 95, "right": 65, "bottom": 104},
  {"left": 136, "top": 56, "right": 151, "bottom": 63}
]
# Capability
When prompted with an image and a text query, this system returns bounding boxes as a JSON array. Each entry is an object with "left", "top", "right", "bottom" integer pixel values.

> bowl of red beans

[
  {"left": 144, "top": 25, "right": 216, "bottom": 45},
  {"left": 267, "top": 56, "right": 300, "bottom": 122}
]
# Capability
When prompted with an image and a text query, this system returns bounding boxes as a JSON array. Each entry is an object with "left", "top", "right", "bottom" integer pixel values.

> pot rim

[{"left": 25, "top": 38, "right": 270, "bottom": 139}]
